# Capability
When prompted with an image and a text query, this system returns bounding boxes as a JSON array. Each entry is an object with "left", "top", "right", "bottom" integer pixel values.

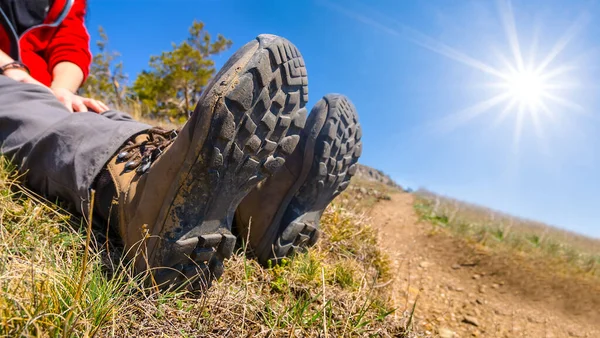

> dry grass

[
  {"left": 0, "top": 157, "right": 408, "bottom": 337},
  {"left": 413, "top": 189, "right": 600, "bottom": 279},
  {"left": 121, "top": 100, "right": 182, "bottom": 130}
]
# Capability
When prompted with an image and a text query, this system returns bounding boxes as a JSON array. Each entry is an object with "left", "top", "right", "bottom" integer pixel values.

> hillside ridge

[{"left": 355, "top": 163, "right": 401, "bottom": 189}]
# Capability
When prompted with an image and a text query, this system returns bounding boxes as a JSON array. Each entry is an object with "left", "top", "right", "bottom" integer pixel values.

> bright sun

[
  {"left": 422, "top": 0, "right": 583, "bottom": 148},
  {"left": 505, "top": 70, "right": 545, "bottom": 108}
]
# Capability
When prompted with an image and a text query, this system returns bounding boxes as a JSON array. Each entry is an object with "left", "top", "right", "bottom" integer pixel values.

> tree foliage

[
  {"left": 132, "top": 20, "right": 232, "bottom": 120},
  {"left": 80, "top": 26, "right": 127, "bottom": 109}
]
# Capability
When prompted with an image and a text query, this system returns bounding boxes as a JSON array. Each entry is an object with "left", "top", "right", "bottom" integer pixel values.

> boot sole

[
  {"left": 255, "top": 94, "right": 362, "bottom": 265},
  {"left": 150, "top": 35, "right": 308, "bottom": 289}
]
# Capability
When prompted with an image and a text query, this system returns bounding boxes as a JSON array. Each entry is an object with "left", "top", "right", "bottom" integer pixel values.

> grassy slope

[
  {"left": 414, "top": 189, "right": 600, "bottom": 282},
  {"left": 0, "top": 158, "right": 408, "bottom": 337},
  {"left": 412, "top": 189, "right": 600, "bottom": 331}
]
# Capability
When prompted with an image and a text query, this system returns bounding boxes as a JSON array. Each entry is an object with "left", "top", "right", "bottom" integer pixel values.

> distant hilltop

[{"left": 354, "top": 164, "right": 401, "bottom": 190}]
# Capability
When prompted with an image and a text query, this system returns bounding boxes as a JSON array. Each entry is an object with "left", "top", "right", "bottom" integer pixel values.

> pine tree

[
  {"left": 132, "top": 20, "right": 232, "bottom": 121},
  {"left": 80, "top": 26, "right": 127, "bottom": 109}
]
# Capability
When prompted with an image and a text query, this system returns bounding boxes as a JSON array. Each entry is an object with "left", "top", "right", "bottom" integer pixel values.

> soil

[{"left": 370, "top": 191, "right": 600, "bottom": 338}]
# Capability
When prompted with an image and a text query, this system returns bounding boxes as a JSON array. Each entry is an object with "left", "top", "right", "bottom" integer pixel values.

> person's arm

[
  {"left": 50, "top": 61, "right": 84, "bottom": 93},
  {"left": 45, "top": 0, "right": 91, "bottom": 86},
  {"left": 0, "top": 48, "right": 12, "bottom": 66},
  {"left": 44, "top": 0, "right": 108, "bottom": 113},
  {"left": 50, "top": 61, "right": 95, "bottom": 112},
  {"left": 50, "top": 64, "right": 109, "bottom": 113},
  {"left": 1, "top": 49, "right": 108, "bottom": 113},
  {"left": 0, "top": 49, "right": 47, "bottom": 87}
]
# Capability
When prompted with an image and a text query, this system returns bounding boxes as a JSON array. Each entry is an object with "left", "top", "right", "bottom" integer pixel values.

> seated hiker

[
  {"left": 0, "top": 0, "right": 363, "bottom": 289},
  {"left": 0, "top": 0, "right": 108, "bottom": 113}
]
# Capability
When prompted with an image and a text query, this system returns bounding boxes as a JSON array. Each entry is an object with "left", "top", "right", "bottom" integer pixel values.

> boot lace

[{"left": 116, "top": 127, "right": 179, "bottom": 174}]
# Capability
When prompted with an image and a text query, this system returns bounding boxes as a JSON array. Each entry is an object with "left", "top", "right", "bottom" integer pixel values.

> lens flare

[
  {"left": 505, "top": 70, "right": 545, "bottom": 107},
  {"left": 323, "top": 0, "right": 586, "bottom": 150}
]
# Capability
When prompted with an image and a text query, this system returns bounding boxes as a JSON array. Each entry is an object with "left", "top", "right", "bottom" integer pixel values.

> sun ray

[
  {"left": 532, "top": 103, "right": 559, "bottom": 156},
  {"left": 403, "top": 28, "right": 509, "bottom": 80},
  {"left": 542, "top": 93, "right": 585, "bottom": 113},
  {"left": 319, "top": 1, "right": 402, "bottom": 37},
  {"left": 512, "top": 104, "right": 526, "bottom": 151},
  {"left": 491, "top": 47, "right": 517, "bottom": 74},
  {"left": 530, "top": 110, "right": 552, "bottom": 156},
  {"left": 530, "top": 105, "right": 544, "bottom": 139},
  {"left": 497, "top": 0, "right": 525, "bottom": 71},
  {"left": 536, "top": 13, "right": 589, "bottom": 73},
  {"left": 539, "top": 64, "right": 577, "bottom": 81},
  {"left": 492, "top": 98, "right": 518, "bottom": 127},
  {"left": 543, "top": 82, "right": 580, "bottom": 90},
  {"left": 321, "top": 0, "right": 509, "bottom": 80},
  {"left": 538, "top": 101, "right": 559, "bottom": 127},
  {"left": 527, "top": 18, "right": 541, "bottom": 70},
  {"left": 434, "top": 92, "right": 512, "bottom": 133}
]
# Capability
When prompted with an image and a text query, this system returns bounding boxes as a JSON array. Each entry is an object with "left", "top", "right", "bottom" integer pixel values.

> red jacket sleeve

[{"left": 45, "top": 0, "right": 92, "bottom": 82}]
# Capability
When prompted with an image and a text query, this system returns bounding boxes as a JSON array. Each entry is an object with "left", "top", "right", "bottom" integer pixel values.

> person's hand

[
  {"left": 2, "top": 65, "right": 110, "bottom": 113},
  {"left": 50, "top": 87, "right": 110, "bottom": 113},
  {"left": 3, "top": 68, "right": 46, "bottom": 87}
]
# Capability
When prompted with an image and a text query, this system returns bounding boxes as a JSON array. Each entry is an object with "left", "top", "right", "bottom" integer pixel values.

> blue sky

[{"left": 87, "top": 0, "right": 600, "bottom": 238}]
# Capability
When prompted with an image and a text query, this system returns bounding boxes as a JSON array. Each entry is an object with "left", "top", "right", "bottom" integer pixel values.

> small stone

[
  {"left": 527, "top": 316, "right": 543, "bottom": 324},
  {"left": 478, "top": 285, "right": 487, "bottom": 294},
  {"left": 420, "top": 261, "right": 432, "bottom": 268},
  {"left": 448, "top": 285, "right": 465, "bottom": 292},
  {"left": 452, "top": 264, "right": 461, "bottom": 270},
  {"left": 462, "top": 315, "right": 480, "bottom": 327},
  {"left": 472, "top": 274, "right": 481, "bottom": 280},
  {"left": 494, "top": 307, "right": 510, "bottom": 316},
  {"left": 438, "top": 327, "right": 456, "bottom": 338},
  {"left": 359, "top": 187, "right": 367, "bottom": 194},
  {"left": 568, "top": 330, "right": 584, "bottom": 337},
  {"left": 492, "top": 283, "right": 500, "bottom": 289},
  {"left": 476, "top": 298, "right": 484, "bottom": 305}
]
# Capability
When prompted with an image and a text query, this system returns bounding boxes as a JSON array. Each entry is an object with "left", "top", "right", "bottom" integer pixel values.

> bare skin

[{"left": 0, "top": 49, "right": 108, "bottom": 113}]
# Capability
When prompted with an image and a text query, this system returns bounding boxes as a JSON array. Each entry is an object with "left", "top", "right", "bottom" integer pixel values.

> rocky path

[{"left": 370, "top": 192, "right": 599, "bottom": 338}]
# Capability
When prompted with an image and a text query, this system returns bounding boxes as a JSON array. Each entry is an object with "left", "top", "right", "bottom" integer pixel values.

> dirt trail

[{"left": 369, "top": 192, "right": 599, "bottom": 338}]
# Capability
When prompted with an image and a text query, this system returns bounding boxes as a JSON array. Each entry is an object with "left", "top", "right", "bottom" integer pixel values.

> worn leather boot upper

[
  {"left": 106, "top": 127, "right": 181, "bottom": 273},
  {"left": 235, "top": 137, "right": 305, "bottom": 254}
]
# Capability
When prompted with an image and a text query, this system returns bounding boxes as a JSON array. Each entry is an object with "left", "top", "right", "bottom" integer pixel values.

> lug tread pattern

[
  {"left": 270, "top": 95, "right": 362, "bottom": 262},
  {"left": 156, "top": 35, "right": 308, "bottom": 290}
]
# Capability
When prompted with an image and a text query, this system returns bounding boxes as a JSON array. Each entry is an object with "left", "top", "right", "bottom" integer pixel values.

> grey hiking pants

[{"left": 0, "top": 76, "right": 151, "bottom": 214}]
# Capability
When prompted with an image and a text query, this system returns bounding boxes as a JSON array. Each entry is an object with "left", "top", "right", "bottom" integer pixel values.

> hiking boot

[
  {"left": 234, "top": 94, "right": 362, "bottom": 265},
  {"left": 103, "top": 34, "right": 308, "bottom": 289}
]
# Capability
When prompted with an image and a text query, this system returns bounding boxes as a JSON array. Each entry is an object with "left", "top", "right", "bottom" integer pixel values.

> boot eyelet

[
  {"left": 137, "top": 161, "right": 151, "bottom": 174},
  {"left": 125, "top": 160, "right": 138, "bottom": 171},
  {"left": 117, "top": 151, "right": 129, "bottom": 161}
]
